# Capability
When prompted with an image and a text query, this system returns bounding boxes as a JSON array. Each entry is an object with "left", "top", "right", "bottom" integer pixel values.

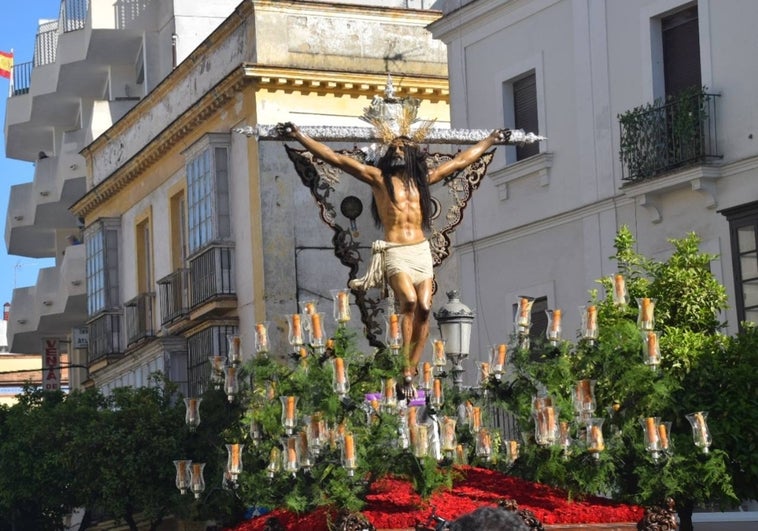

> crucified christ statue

[{"left": 277, "top": 121, "right": 510, "bottom": 398}]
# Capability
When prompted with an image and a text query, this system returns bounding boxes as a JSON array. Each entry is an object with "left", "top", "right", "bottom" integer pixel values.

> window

[
  {"left": 185, "top": 133, "right": 231, "bottom": 255},
  {"left": 136, "top": 215, "right": 152, "bottom": 294},
  {"left": 661, "top": 5, "right": 701, "bottom": 97},
  {"left": 186, "top": 325, "right": 237, "bottom": 396},
  {"left": 170, "top": 190, "right": 187, "bottom": 270},
  {"left": 85, "top": 218, "right": 120, "bottom": 316},
  {"left": 512, "top": 72, "right": 539, "bottom": 161},
  {"left": 511, "top": 296, "right": 548, "bottom": 348},
  {"left": 721, "top": 202, "right": 758, "bottom": 329}
]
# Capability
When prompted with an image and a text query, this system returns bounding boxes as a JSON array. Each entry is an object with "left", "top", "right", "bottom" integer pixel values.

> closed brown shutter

[
  {"left": 513, "top": 72, "right": 539, "bottom": 160},
  {"left": 662, "top": 5, "right": 701, "bottom": 97}
]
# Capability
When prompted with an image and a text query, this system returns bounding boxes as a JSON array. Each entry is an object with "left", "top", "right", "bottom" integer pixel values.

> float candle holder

[
  {"left": 224, "top": 365, "right": 239, "bottom": 402},
  {"left": 686, "top": 411, "right": 712, "bottom": 454},
  {"left": 412, "top": 424, "right": 430, "bottom": 458},
  {"left": 506, "top": 439, "right": 519, "bottom": 465},
  {"left": 440, "top": 416, "right": 457, "bottom": 453},
  {"left": 581, "top": 305, "right": 598, "bottom": 342},
  {"left": 308, "top": 312, "right": 325, "bottom": 349},
  {"left": 283, "top": 436, "right": 299, "bottom": 475},
  {"left": 476, "top": 428, "right": 492, "bottom": 460},
  {"left": 432, "top": 338, "right": 447, "bottom": 368},
  {"left": 381, "top": 378, "right": 397, "bottom": 409},
  {"left": 641, "top": 416, "right": 662, "bottom": 462},
  {"left": 430, "top": 378, "right": 444, "bottom": 409},
  {"left": 266, "top": 447, "right": 281, "bottom": 478},
  {"left": 209, "top": 355, "right": 225, "bottom": 388},
  {"left": 419, "top": 362, "right": 433, "bottom": 392},
  {"left": 586, "top": 418, "right": 606, "bottom": 459},
  {"left": 387, "top": 312, "right": 401, "bottom": 352}
]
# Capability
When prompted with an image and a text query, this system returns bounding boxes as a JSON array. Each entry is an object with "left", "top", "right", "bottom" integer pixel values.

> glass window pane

[{"left": 738, "top": 226, "right": 756, "bottom": 253}]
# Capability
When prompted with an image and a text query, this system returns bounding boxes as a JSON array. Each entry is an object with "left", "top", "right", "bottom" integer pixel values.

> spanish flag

[{"left": 0, "top": 51, "right": 13, "bottom": 79}]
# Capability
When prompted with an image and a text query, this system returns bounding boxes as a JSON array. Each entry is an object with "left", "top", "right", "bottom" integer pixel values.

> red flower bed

[{"left": 228, "top": 466, "right": 644, "bottom": 531}]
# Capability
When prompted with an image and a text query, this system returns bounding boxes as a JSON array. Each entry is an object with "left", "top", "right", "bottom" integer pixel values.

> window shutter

[
  {"left": 513, "top": 73, "right": 539, "bottom": 160},
  {"left": 662, "top": 6, "right": 701, "bottom": 97}
]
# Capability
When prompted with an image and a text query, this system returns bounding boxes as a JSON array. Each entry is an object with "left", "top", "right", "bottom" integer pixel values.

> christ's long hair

[{"left": 371, "top": 138, "right": 433, "bottom": 231}]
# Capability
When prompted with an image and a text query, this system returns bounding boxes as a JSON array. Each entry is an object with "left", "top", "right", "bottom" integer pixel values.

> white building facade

[{"left": 429, "top": 0, "right": 758, "bottom": 378}]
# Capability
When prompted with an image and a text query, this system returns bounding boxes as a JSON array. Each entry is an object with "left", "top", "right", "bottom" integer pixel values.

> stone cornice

[{"left": 72, "top": 66, "right": 449, "bottom": 218}]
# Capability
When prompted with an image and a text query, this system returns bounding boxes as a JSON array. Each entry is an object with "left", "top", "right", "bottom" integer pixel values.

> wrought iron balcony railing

[
  {"left": 189, "top": 244, "right": 235, "bottom": 309},
  {"left": 618, "top": 90, "right": 721, "bottom": 183},
  {"left": 87, "top": 311, "right": 122, "bottom": 365},
  {"left": 157, "top": 268, "right": 189, "bottom": 326},
  {"left": 34, "top": 20, "right": 58, "bottom": 67},
  {"left": 10, "top": 61, "right": 32, "bottom": 96},
  {"left": 124, "top": 292, "right": 155, "bottom": 346},
  {"left": 60, "top": 0, "right": 89, "bottom": 33}
]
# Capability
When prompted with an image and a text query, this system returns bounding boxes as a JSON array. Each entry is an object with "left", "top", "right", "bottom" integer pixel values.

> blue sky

[{"left": 0, "top": 1, "right": 61, "bottom": 307}]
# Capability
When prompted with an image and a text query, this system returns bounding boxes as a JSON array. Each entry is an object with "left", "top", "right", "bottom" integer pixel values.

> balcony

[
  {"left": 4, "top": 0, "right": 147, "bottom": 162},
  {"left": 4, "top": 183, "right": 57, "bottom": 258},
  {"left": 124, "top": 292, "right": 155, "bottom": 347},
  {"left": 619, "top": 90, "right": 721, "bottom": 183},
  {"left": 87, "top": 311, "right": 122, "bottom": 366},
  {"left": 157, "top": 268, "right": 189, "bottom": 328},
  {"left": 189, "top": 244, "right": 236, "bottom": 316},
  {"left": 5, "top": 244, "right": 86, "bottom": 353}
]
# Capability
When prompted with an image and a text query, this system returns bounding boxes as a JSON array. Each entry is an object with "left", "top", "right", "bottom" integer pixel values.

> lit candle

[
  {"left": 658, "top": 423, "right": 669, "bottom": 449},
  {"left": 550, "top": 310, "right": 562, "bottom": 333},
  {"left": 587, "top": 305, "right": 597, "bottom": 330},
  {"left": 647, "top": 332, "right": 659, "bottom": 363},
  {"left": 389, "top": 313, "right": 400, "bottom": 340},
  {"left": 433, "top": 378, "right": 442, "bottom": 400},
  {"left": 343, "top": 433, "right": 355, "bottom": 460},
  {"left": 545, "top": 406, "right": 556, "bottom": 434},
  {"left": 291, "top": 314, "right": 302, "bottom": 344},
  {"left": 480, "top": 362, "right": 490, "bottom": 382},
  {"left": 311, "top": 313, "right": 322, "bottom": 340},
  {"left": 645, "top": 417, "right": 658, "bottom": 445},
  {"left": 334, "top": 357, "right": 345, "bottom": 384},
  {"left": 641, "top": 298, "right": 653, "bottom": 322},
  {"left": 614, "top": 274, "right": 626, "bottom": 304},
  {"left": 518, "top": 297, "right": 531, "bottom": 325},
  {"left": 508, "top": 440, "right": 519, "bottom": 459},
  {"left": 230, "top": 443, "right": 241, "bottom": 468},
  {"left": 337, "top": 291, "right": 349, "bottom": 322},
  {"left": 255, "top": 323, "right": 268, "bottom": 351},
  {"left": 694, "top": 412, "right": 708, "bottom": 444},
  {"left": 285, "top": 396, "right": 296, "bottom": 423},
  {"left": 496, "top": 344, "right": 507, "bottom": 367}
]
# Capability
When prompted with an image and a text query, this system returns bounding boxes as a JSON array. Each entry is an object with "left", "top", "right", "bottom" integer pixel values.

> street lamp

[{"left": 433, "top": 290, "right": 475, "bottom": 391}]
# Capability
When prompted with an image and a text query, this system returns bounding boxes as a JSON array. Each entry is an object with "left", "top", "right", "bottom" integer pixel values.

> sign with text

[
  {"left": 42, "top": 339, "right": 62, "bottom": 391},
  {"left": 72, "top": 327, "right": 89, "bottom": 348}
]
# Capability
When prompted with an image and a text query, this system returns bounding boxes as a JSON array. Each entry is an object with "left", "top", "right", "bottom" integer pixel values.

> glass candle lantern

[
  {"left": 546, "top": 309, "right": 562, "bottom": 344},
  {"left": 266, "top": 447, "right": 281, "bottom": 478},
  {"left": 612, "top": 273, "right": 629, "bottom": 306},
  {"left": 430, "top": 378, "right": 444, "bottom": 409},
  {"left": 469, "top": 405, "right": 482, "bottom": 433},
  {"left": 297, "top": 430, "right": 312, "bottom": 470},
  {"left": 559, "top": 421, "right": 572, "bottom": 457},
  {"left": 419, "top": 361, "right": 433, "bottom": 392},
  {"left": 299, "top": 299, "right": 317, "bottom": 318},
  {"left": 254, "top": 322, "right": 269, "bottom": 357},
  {"left": 249, "top": 419, "right": 262, "bottom": 445},
  {"left": 686, "top": 411, "right": 712, "bottom": 454},
  {"left": 184, "top": 397, "right": 202, "bottom": 431},
  {"left": 431, "top": 338, "right": 447, "bottom": 368},
  {"left": 475, "top": 428, "right": 493, "bottom": 460},
  {"left": 573, "top": 380, "right": 596, "bottom": 422},
  {"left": 381, "top": 378, "right": 397, "bottom": 409},
  {"left": 287, "top": 313, "right": 304, "bottom": 347},
  {"left": 305, "top": 413, "right": 327, "bottom": 454},
  {"left": 174, "top": 459, "right": 192, "bottom": 494},
  {"left": 439, "top": 416, "right": 457, "bottom": 453},
  {"left": 283, "top": 436, "right": 299, "bottom": 475},
  {"left": 308, "top": 312, "right": 325, "bottom": 348},
  {"left": 190, "top": 462, "right": 206, "bottom": 499},
  {"left": 226, "top": 443, "right": 244, "bottom": 480},
  {"left": 534, "top": 405, "right": 559, "bottom": 446},
  {"left": 224, "top": 365, "right": 239, "bottom": 402},
  {"left": 643, "top": 331, "right": 661, "bottom": 368},
  {"left": 580, "top": 305, "right": 599, "bottom": 341},
  {"left": 209, "top": 355, "right": 225, "bottom": 388},
  {"left": 586, "top": 418, "right": 606, "bottom": 458},
  {"left": 454, "top": 444, "right": 467, "bottom": 465},
  {"left": 387, "top": 312, "right": 401, "bottom": 350},
  {"left": 342, "top": 432, "right": 357, "bottom": 476},
  {"left": 280, "top": 395, "right": 299, "bottom": 434},
  {"left": 331, "top": 289, "right": 351, "bottom": 325},
  {"left": 478, "top": 362, "right": 490, "bottom": 387},
  {"left": 641, "top": 416, "right": 665, "bottom": 462},
  {"left": 505, "top": 439, "right": 519, "bottom": 465},
  {"left": 331, "top": 357, "right": 349, "bottom": 396},
  {"left": 637, "top": 297, "right": 656, "bottom": 331},
  {"left": 228, "top": 335, "right": 242, "bottom": 365},
  {"left": 412, "top": 424, "right": 430, "bottom": 458},
  {"left": 490, "top": 344, "right": 507, "bottom": 378},
  {"left": 515, "top": 296, "right": 535, "bottom": 334}
]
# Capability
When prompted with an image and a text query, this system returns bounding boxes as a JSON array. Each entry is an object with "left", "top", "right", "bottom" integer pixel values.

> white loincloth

[{"left": 349, "top": 240, "right": 433, "bottom": 292}]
